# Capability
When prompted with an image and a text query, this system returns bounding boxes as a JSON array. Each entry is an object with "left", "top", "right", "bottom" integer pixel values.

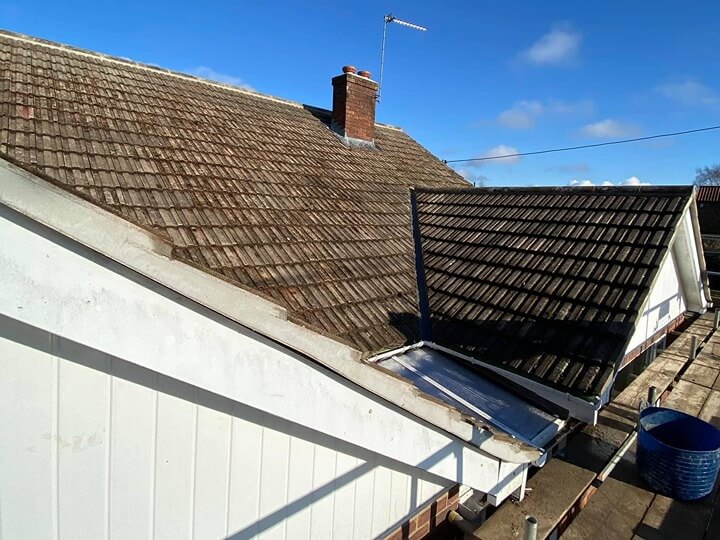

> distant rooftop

[{"left": 697, "top": 185, "right": 720, "bottom": 202}]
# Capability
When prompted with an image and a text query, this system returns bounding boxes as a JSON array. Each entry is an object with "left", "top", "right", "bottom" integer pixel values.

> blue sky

[{"left": 3, "top": 0, "right": 719, "bottom": 186}]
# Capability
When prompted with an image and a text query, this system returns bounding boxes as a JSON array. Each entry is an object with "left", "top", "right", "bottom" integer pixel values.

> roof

[
  {"left": 697, "top": 186, "right": 720, "bottom": 236},
  {"left": 0, "top": 30, "right": 466, "bottom": 355},
  {"left": 411, "top": 186, "right": 694, "bottom": 399},
  {"left": 697, "top": 186, "right": 720, "bottom": 202},
  {"left": 2, "top": 158, "right": 549, "bottom": 465}
]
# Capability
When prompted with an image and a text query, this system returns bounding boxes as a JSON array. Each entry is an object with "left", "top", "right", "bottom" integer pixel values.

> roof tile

[
  {"left": 413, "top": 186, "right": 693, "bottom": 397},
  {"left": 0, "top": 30, "right": 467, "bottom": 353}
]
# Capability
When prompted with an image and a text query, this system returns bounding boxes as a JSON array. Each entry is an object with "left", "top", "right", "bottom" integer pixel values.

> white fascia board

[
  {"left": 367, "top": 341, "right": 426, "bottom": 363},
  {"left": 671, "top": 205, "right": 707, "bottom": 313},
  {"left": 531, "top": 417, "right": 565, "bottom": 449},
  {"left": 0, "top": 158, "right": 540, "bottom": 465},
  {"left": 425, "top": 342, "right": 600, "bottom": 424},
  {"left": 688, "top": 195, "right": 713, "bottom": 306}
]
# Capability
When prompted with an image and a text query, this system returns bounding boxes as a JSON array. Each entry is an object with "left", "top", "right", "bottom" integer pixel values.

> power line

[{"left": 443, "top": 124, "right": 720, "bottom": 164}]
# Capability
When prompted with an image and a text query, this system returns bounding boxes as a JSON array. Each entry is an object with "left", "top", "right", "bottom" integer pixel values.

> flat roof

[{"left": 378, "top": 347, "right": 563, "bottom": 447}]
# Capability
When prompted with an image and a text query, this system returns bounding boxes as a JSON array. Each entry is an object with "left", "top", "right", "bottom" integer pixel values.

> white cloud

[
  {"left": 521, "top": 25, "right": 581, "bottom": 66},
  {"left": 655, "top": 79, "right": 719, "bottom": 106},
  {"left": 579, "top": 119, "right": 639, "bottom": 139},
  {"left": 547, "top": 100, "right": 595, "bottom": 115},
  {"left": 460, "top": 145, "right": 521, "bottom": 171},
  {"left": 621, "top": 176, "right": 650, "bottom": 186},
  {"left": 478, "top": 145, "right": 521, "bottom": 165},
  {"left": 497, "top": 101, "right": 544, "bottom": 129},
  {"left": 186, "top": 66, "right": 254, "bottom": 91},
  {"left": 496, "top": 99, "right": 594, "bottom": 129},
  {"left": 568, "top": 176, "right": 650, "bottom": 187},
  {"left": 453, "top": 167, "right": 488, "bottom": 186}
]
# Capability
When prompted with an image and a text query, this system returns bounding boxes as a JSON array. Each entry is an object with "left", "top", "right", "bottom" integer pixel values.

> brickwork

[
  {"left": 331, "top": 72, "right": 378, "bottom": 142},
  {"left": 383, "top": 484, "right": 461, "bottom": 540}
]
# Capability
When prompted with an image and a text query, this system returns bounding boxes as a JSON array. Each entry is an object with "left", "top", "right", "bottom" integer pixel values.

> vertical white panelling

[
  {"left": 675, "top": 210, "right": 706, "bottom": 312},
  {"left": 0, "top": 337, "right": 451, "bottom": 540},
  {"left": 309, "top": 444, "right": 338, "bottom": 540},
  {"left": 0, "top": 333, "right": 55, "bottom": 540},
  {"left": 258, "top": 427, "right": 291, "bottom": 540},
  {"left": 227, "top": 415, "right": 263, "bottom": 537},
  {"left": 671, "top": 250, "right": 688, "bottom": 315},
  {"left": 389, "top": 469, "right": 412, "bottom": 525},
  {"left": 55, "top": 339, "right": 109, "bottom": 540},
  {"left": 284, "top": 435, "right": 315, "bottom": 539},
  {"left": 488, "top": 462, "right": 525, "bottom": 505},
  {"left": 153, "top": 379, "right": 196, "bottom": 540},
  {"left": 193, "top": 400, "right": 232, "bottom": 539},
  {"left": 418, "top": 477, "right": 448, "bottom": 507},
  {"left": 350, "top": 461, "right": 375, "bottom": 540},
  {"left": 51, "top": 336, "right": 59, "bottom": 540},
  {"left": 108, "top": 362, "right": 156, "bottom": 539},
  {"left": 331, "top": 453, "right": 359, "bottom": 538},
  {"left": 370, "top": 468, "right": 392, "bottom": 538}
]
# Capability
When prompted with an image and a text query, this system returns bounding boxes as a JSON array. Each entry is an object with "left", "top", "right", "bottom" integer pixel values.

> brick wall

[{"left": 383, "top": 484, "right": 461, "bottom": 540}]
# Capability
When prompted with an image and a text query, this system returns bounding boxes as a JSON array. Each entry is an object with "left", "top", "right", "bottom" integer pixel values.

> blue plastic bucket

[{"left": 637, "top": 407, "right": 720, "bottom": 500}]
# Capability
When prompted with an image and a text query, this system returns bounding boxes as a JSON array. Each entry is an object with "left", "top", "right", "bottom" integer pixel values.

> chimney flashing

[{"left": 330, "top": 130, "right": 378, "bottom": 149}]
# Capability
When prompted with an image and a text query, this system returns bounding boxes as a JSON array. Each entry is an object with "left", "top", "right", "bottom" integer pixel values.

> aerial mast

[{"left": 377, "top": 13, "right": 428, "bottom": 103}]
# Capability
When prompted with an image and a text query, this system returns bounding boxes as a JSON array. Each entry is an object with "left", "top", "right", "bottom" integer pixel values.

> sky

[{"left": 2, "top": 0, "right": 719, "bottom": 187}]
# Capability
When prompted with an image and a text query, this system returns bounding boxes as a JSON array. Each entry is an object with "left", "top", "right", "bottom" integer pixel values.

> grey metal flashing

[
  {"left": 378, "top": 346, "right": 564, "bottom": 450},
  {"left": 329, "top": 123, "right": 377, "bottom": 149},
  {"left": 409, "top": 189, "right": 432, "bottom": 341},
  {"left": 425, "top": 341, "right": 601, "bottom": 424}
]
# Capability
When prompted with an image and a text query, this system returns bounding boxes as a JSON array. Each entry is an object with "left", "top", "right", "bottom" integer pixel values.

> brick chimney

[{"left": 331, "top": 65, "right": 378, "bottom": 145}]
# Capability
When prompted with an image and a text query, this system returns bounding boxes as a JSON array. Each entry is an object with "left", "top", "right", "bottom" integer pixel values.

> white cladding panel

[
  {"left": 625, "top": 246, "right": 687, "bottom": 353},
  {"left": 0, "top": 333, "right": 450, "bottom": 540},
  {"left": 0, "top": 205, "right": 457, "bottom": 540},
  {"left": 0, "top": 194, "right": 504, "bottom": 488}
]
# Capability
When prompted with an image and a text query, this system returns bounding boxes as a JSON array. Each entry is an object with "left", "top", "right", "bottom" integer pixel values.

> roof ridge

[{"left": 0, "top": 29, "right": 403, "bottom": 131}]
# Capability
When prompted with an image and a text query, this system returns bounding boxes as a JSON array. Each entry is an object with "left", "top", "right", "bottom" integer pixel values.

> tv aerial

[{"left": 377, "top": 13, "right": 428, "bottom": 103}]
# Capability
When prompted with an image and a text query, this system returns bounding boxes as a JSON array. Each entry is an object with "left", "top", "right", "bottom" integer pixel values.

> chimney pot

[
  {"left": 342, "top": 65, "right": 357, "bottom": 74},
  {"left": 358, "top": 70, "right": 371, "bottom": 78}
]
